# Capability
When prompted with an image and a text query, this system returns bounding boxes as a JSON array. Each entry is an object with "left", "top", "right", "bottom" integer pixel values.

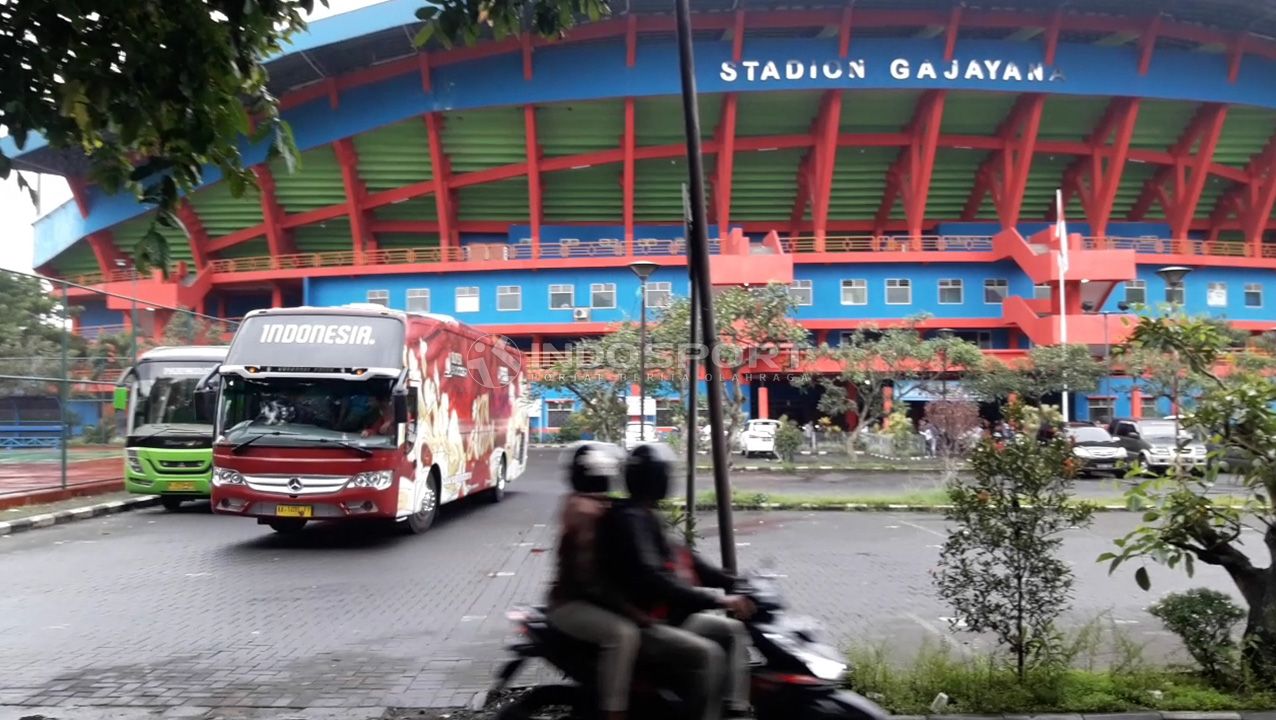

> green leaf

[
  {"left": 1135, "top": 566, "right": 1151, "bottom": 591},
  {"left": 1142, "top": 510, "right": 1160, "bottom": 522},
  {"left": 413, "top": 23, "right": 436, "bottom": 48},
  {"left": 1096, "top": 552, "right": 1116, "bottom": 563},
  {"left": 1108, "top": 556, "right": 1123, "bottom": 575},
  {"left": 0, "top": 153, "right": 10, "bottom": 179}
]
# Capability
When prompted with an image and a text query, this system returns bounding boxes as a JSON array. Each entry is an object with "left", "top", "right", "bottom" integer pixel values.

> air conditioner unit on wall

[{"left": 573, "top": 308, "right": 591, "bottom": 321}]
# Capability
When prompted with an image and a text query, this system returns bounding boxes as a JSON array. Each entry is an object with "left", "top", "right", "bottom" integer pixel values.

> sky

[{"left": 0, "top": 0, "right": 384, "bottom": 274}]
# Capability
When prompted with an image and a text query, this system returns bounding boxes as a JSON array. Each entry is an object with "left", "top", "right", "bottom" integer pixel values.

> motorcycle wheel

[{"left": 494, "top": 684, "right": 581, "bottom": 720}]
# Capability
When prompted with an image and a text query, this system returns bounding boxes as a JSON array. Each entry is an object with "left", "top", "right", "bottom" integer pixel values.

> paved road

[{"left": 0, "top": 450, "right": 1245, "bottom": 713}]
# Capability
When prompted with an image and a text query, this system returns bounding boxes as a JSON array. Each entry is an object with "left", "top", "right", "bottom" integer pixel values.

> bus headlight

[
  {"left": 212, "top": 467, "right": 246, "bottom": 487},
  {"left": 126, "top": 449, "right": 144, "bottom": 474},
  {"left": 348, "top": 470, "right": 394, "bottom": 490}
]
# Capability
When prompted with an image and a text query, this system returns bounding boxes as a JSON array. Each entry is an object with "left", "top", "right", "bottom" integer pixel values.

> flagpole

[{"left": 1056, "top": 189, "right": 1070, "bottom": 424}]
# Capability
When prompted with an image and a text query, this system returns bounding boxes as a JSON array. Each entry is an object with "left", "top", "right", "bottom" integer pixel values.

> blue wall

[
  {"left": 77, "top": 300, "right": 122, "bottom": 328},
  {"left": 1097, "top": 266, "right": 1275, "bottom": 320}
]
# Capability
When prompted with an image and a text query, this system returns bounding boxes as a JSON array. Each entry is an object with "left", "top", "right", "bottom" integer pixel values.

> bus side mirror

[
  {"left": 393, "top": 394, "right": 408, "bottom": 425},
  {"left": 194, "top": 368, "right": 221, "bottom": 424},
  {"left": 113, "top": 386, "right": 128, "bottom": 412}
]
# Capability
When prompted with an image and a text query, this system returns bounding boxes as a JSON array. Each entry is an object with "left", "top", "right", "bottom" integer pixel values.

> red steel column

[
  {"left": 333, "top": 138, "right": 376, "bottom": 260},
  {"left": 524, "top": 105, "right": 543, "bottom": 259},
  {"left": 1062, "top": 98, "right": 1140, "bottom": 240},
  {"left": 252, "top": 166, "right": 293, "bottom": 265},
  {"left": 713, "top": 11, "right": 745, "bottom": 241},
  {"left": 424, "top": 112, "right": 455, "bottom": 263}
]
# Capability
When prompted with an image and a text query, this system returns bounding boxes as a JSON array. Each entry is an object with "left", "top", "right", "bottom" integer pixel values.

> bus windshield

[
  {"left": 131, "top": 360, "right": 221, "bottom": 432},
  {"left": 218, "top": 375, "right": 399, "bottom": 449}
]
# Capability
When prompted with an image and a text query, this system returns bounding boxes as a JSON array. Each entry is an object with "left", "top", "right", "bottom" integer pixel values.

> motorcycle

[{"left": 489, "top": 570, "right": 889, "bottom": 720}]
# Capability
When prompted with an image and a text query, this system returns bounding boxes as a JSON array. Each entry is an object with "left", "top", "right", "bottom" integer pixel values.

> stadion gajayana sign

[{"left": 720, "top": 57, "right": 1066, "bottom": 85}]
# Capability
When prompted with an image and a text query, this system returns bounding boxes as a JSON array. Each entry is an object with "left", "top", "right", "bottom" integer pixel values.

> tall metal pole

[
  {"left": 59, "top": 280, "right": 69, "bottom": 490},
  {"left": 1056, "top": 189, "right": 1070, "bottom": 423},
  {"left": 682, "top": 184, "right": 698, "bottom": 547},
  {"left": 675, "top": 0, "right": 736, "bottom": 572},
  {"left": 639, "top": 275, "right": 649, "bottom": 442},
  {"left": 130, "top": 273, "right": 139, "bottom": 367}
]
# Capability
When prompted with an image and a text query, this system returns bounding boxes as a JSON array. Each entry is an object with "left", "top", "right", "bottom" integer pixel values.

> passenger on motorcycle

[
  {"left": 546, "top": 442, "right": 648, "bottom": 720},
  {"left": 601, "top": 442, "right": 756, "bottom": 720}
]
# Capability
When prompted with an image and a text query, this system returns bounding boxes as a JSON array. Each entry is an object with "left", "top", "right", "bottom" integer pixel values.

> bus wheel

[
  {"left": 160, "top": 496, "right": 185, "bottom": 511},
  {"left": 487, "top": 459, "right": 507, "bottom": 504},
  {"left": 267, "top": 518, "right": 307, "bottom": 534},
  {"left": 405, "top": 472, "right": 440, "bottom": 534}
]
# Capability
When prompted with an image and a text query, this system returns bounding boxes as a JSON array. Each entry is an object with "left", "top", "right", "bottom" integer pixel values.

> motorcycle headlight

[
  {"left": 126, "top": 449, "right": 144, "bottom": 474},
  {"left": 349, "top": 470, "right": 394, "bottom": 490},
  {"left": 212, "top": 467, "right": 245, "bottom": 486}
]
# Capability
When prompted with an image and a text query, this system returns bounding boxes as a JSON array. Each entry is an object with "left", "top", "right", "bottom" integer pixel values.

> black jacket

[{"left": 598, "top": 500, "right": 734, "bottom": 623}]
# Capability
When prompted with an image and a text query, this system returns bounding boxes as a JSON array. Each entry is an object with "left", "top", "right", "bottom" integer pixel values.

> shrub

[
  {"left": 555, "top": 415, "right": 584, "bottom": 443},
  {"left": 80, "top": 423, "right": 115, "bottom": 444},
  {"left": 773, "top": 415, "right": 803, "bottom": 462},
  {"left": 1148, "top": 588, "right": 1246, "bottom": 683}
]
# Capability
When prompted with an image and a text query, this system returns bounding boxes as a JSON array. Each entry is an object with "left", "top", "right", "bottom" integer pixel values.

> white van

[{"left": 739, "top": 419, "right": 781, "bottom": 458}]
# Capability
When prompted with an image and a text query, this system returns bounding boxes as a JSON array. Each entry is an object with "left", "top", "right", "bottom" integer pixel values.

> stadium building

[{"left": 12, "top": 0, "right": 1276, "bottom": 432}]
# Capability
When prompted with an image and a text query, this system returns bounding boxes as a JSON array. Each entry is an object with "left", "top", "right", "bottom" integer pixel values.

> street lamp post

[
  {"left": 629, "top": 261, "right": 659, "bottom": 442},
  {"left": 116, "top": 258, "right": 138, "bottom": 366},
  {"left": 1155, "top": 266, "right": 1193, "bottom": 470}
]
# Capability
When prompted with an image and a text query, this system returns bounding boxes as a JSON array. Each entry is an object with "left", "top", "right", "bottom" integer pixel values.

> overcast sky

[{"left": 0, "top": 0, "right": 383, "bottom": 274}]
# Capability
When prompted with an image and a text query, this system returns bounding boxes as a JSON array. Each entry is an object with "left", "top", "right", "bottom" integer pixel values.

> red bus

[{"left": 206, "top": 304, "right": 530, "bottom": 534}]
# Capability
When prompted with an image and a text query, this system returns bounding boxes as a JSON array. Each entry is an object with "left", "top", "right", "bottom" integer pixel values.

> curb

[
  {"left": 0, "top": 478, "right": 125, "bottom": 511},
  {"left": 0, "top": 495, "right": 160, "bottom": 536},
  {"left": 669, "top": 501, "right": 1133, "bottom": 514}
]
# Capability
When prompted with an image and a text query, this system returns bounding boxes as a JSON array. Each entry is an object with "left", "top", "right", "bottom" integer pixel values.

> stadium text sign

[{"left": 720, "top": 58, "right": 1065, "bottom": 85}]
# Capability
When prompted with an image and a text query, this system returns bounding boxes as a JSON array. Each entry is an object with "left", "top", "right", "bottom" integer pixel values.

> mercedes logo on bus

[
  {"left": 287, "top": 478, "right": 304, "bottom": 493},
  {"left": 466, "top": 334, "right": 523, "bottom": 389}
]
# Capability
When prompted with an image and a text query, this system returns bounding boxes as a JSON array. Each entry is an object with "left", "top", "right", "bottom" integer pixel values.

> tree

[
  {"left": 972, "top": 344, "right": 1106, "bottom": 405},
  {"left": 414, "top": 0, "right": 608, "bottom": 47},
  {"left": 935, "top": 420, "right": 1096, "bottom": 680},
  {"left": 0, "top": 271, "right": 87, "bottom": 393},
  {"left": 652, "top": 283, "right": 808, "bottom": 451},
  {"left": 801, "top": 319, "right": 986, "bottom": 436},
  {"left": 1, "top": 2, "right": 312, "bottom": 270},
  {"left": 1103, "top": 314, "right": 1276, "bottom": 682},
  {"left": 924, "top": 399, "right": 981, "bottom": 457},
  {"left": 160, "top": 309, "right": 231, "bottom": 347},
  {"left": 534, "top": 323, "right": 651, "bottom": 443}
]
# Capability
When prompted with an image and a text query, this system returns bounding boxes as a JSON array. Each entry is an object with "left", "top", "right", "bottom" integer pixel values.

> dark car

[
  {"left": 1065, "top": 424, "right": 1127, "bottom": 477},
  {"left": 1108, "top": 418, "right": 1207, "bottom": 473}
]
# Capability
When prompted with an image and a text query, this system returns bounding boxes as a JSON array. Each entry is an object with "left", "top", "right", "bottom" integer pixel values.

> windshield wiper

[
  {"left": 313, "top": 437, "right": 375, "bottom": 457},
  {"left": 232, "top": 429, "right": 300, "bottom": 454},
  {"left": 139, "top": 425, "right": 203, "bottom": 440}
]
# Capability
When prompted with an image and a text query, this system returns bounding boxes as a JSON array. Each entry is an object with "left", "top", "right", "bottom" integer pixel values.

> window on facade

[
  {"left": 1033, "top": 283, "right": 1052, "bottom": 301},
  {"left": 1207, "top": 282, "right": 1227, "bottom": 308},
  {"left": 591, "top": 283, "right": 616, "bottom": 309},
  {"left": 1140, "top": 395, "right": 1162, "bottom": 419},
  {"left": 1165, "top": 281, "right": 1185, "bottom": 306},
  {"left": 406, "top": 288, "right": 430, "bottom": 313},
  {"left": 366, "top": 290, "right": 389, "bottom": 307},
  {"left": 549, "top": 284, "right": 575, "bottom": 310},
  {"left": 789, "top": 280, "right": 813, "bottom": 306},
  {"left": 497, "top": 285, "right": 522, "bottom": 312},
  {"left": 886, "top": 279, "right": 911, "bottom": 305},
  {"left": 1246, "top": 283, "right": 1263, "bottom": 308},
  {"left": 1125, "top": 280, "right": 1146, "bottom": 306},
  {"left": 646, "top": 281, "right": 672, "bottom": 309},
  {"left": 840, "top": 279, "right": 867, "bottom": 306},
  {"left": 546, "top": 400, "right": 574, "bottom": 428},
  {"left": 938, "top": 279, "right": 963, "bottom": 305},
  {"left": 1088, "top": 397, "right": 1116, "bottom": 426},
  {"left": 983, "top": 278, "right": 1009, "bottom": 304},
  {"left": 455, "top": 286, "right": 479, "bottom": 313},
  {"left": 655, "top": 398, "right": 680, "bottom": 427}
]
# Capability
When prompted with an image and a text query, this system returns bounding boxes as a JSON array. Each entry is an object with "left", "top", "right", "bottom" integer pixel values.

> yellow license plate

[
  {"left": 275, "top": 505, "right": 313, "bottom": 518},
  {"left": 167, "top": 482, "right": 197, "bottom": 492}
]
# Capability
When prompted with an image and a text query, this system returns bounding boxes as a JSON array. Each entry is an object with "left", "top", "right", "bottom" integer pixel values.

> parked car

[
  {"left": 623, "top": 422, "right": 657, "bottom": 451},
  {"left": 1064, "top": 423, "right": 1126, "bottom": 477},
  {"left": 738, "top": 419, "right": 781, "bottom": 458},
  {"left": 1108, "top": 418, "right": 1207, "bottom": 473}
]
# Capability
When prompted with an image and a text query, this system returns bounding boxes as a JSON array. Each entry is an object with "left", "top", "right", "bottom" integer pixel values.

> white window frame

[
  {"left": 983, "top": 278, "right": 1009, "bottom": 305},
  {"left": 789, "top": 279, "right": 813, "bottom": 307},
  {"left": 366, "top": 289, "right": 390, "bottom": 307},
  {"left": 549, "top": 284, "right": 575, "bottom": 310},
  {"left": 455, "top": 286, "right": 480, "bottom": 314},
  {"left": 938, "top": 278, "right": 963, "bottom": 305},
  {"left": 885, "top": 278, "right": 911, "bottom": 306},
  {"left": 1245, "top": 283, "right": 1263, "bottom": 309},
  {"left": 1165, "top": 281, "right": 1185, "bottom": 306},
  {"left": 497, "top": 285, "right": 522, "bottom": 312},
  {"left": 840, "top": 279, "right": 867, "bottom": 306},
  {"left": 406, "top": 288, "right": 430, "bottom": 313},
  {"left": 590, "top": 282, "right": 617, "bottom": 309},
  {"left": 1207, "top": 281, "right": 1228, "bottom": 308},
  {"left": 1125, "top": 280, "right": 1147, "bottom": 306},
  {"left": 645, "top": 281, "right": 672, "bottom": 309}
]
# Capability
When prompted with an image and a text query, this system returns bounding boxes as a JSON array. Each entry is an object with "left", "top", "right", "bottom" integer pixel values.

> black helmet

[
  {"left": 565, "top": 441, "right": 622, "bottom": 494},
  {"left": 625, "top": 442, "right": 676, "bottom": 503}
]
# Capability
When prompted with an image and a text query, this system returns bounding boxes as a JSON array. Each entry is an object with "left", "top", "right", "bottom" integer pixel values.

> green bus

[{"left": 115, "top": 346, "right": 229, "bottom": 510}]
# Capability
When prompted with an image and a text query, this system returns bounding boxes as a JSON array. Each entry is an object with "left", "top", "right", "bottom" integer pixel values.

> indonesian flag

[{"left": 1056, "top": 189, "right": 1069, "bottom": 275}]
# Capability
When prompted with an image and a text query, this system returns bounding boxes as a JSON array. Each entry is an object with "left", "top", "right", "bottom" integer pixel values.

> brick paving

[{"left": 0, "top": 450, "right": 1242, "bottom": 713}]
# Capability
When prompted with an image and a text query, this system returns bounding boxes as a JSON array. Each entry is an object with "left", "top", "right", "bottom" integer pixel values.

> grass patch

[
  {"left": 849, "top": 641, "right": 1276, "bottom": 713},
  {"left": 668, "top": 491, "right": 1132, "bottom": 511}
]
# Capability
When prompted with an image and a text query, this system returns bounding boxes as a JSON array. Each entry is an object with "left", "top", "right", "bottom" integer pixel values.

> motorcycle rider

[
  {"left": 601, "top": 442, "right": 756, "bottom": 720},
  {"left": 546, "top": 442, "right": 648, "bottom": 720}
]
